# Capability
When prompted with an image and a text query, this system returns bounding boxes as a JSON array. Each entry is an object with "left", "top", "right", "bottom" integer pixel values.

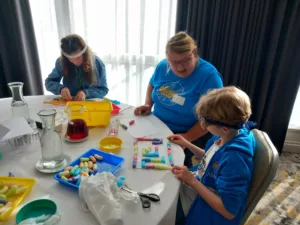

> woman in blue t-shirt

[
  {"left": 45, "top": 34, "right": 108, "bottom": 100},
  {"left": 134, "top": 32, "right": 223, "bottom": 167}
]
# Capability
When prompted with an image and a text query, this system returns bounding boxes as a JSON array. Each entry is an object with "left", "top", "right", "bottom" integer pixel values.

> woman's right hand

[
  {"left": 61, "top": 87, "right": 72, "bottom": 101},
  {"left": 167, "top": 134, "right": 190, "bottom": 149},
  {"left": 134, "top": 104, "right": 152, "bottom": 116}
]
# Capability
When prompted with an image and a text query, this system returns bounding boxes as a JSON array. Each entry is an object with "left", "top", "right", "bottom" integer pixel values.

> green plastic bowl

[{"left": 16, "top": 199, "right": 57, "bottom": 224}]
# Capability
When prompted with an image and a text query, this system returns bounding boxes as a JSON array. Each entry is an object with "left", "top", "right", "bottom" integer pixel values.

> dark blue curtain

[
  {"left": 176, "top": 0, "right": 300, "bottom": 153},
  {"left": 0, "top": 0, "right": 43, "bottom": 97}
]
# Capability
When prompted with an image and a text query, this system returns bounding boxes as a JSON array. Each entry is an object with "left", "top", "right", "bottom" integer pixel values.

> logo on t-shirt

[{"left": 156, "top": 82, "right": 184, "bottom": 106}]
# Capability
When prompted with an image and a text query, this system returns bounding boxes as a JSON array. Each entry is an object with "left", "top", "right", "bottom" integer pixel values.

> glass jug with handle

[{"left": 65, "top": 105, "right": 89, "bottom": 141}]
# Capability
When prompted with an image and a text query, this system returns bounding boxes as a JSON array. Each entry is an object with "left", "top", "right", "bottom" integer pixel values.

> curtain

[
  {"left": 176, "top": 0, "right": 300, "bottom": 153},
  {"left": 0, "top": 0, "right": 43, "bottom": 97},
  {"left": 29, "top": 0, "right": 177, "bottom": 106}
]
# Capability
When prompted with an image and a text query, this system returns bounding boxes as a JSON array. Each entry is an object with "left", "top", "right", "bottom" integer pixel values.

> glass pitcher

[
  {"left": 37, "top": 109, "right": 65, "bottom": 171},
  {"left": 65, "top": 105, "right": 89, "bottom": 140},
  {"left": 8, "top": 82, "right": 30, "bottom": 122}
]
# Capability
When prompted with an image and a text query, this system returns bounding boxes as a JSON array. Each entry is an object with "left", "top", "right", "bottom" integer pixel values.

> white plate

[{"left": 64, "top": 135, "right": 88, "bottom": 143}]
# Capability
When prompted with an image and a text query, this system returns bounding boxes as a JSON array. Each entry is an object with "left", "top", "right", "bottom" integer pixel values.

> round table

[{"left": 0, "top": 96, "right": 184, "bottom": 225}]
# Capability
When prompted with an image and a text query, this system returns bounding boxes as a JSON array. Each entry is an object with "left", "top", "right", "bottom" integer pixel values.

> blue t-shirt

[{"left": 150, "top": 57, "right": 223, "bottom": 133}]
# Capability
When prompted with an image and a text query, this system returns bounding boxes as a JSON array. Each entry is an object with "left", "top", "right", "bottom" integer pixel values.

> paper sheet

[
  {"left": 0, "top": 117, "right": 34, "bottom": 141},
  {"left": 0, "top": 124, "right": 10, "bottom": 140},
  {"left": 120, "top": 116, "right": 161, "bottom": 138}
]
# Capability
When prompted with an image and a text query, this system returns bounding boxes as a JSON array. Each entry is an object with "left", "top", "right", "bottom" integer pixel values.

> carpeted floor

[
  {"left": 191, "top": 152, "right": 300, "bottom": 225},
  {"left": 245, "top": 152, "right": 300, "bottom": 225}
]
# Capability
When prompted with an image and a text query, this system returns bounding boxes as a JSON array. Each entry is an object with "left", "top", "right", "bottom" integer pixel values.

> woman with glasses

[
  {"left": 134, "top": 32, "right": 223, "bottom": 167},
  {"left": 45, "top": 34, "right": 108, "bottom": 101}
]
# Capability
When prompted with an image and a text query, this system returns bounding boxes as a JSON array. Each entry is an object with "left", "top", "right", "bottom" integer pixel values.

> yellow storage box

[{"left": 66, "top": 101, "right": 113, "bottom": 127}]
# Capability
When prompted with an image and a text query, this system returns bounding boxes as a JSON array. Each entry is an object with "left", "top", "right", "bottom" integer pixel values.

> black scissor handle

[
  {"left": 140, "top": 196, "right": 151, "bottom": 208},
  {"left": 138, "top": 192, "right": 160, "bottom": 202}
]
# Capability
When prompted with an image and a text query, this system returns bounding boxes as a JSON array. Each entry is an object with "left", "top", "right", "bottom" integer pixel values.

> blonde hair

[
  {"left": 196, "top": 86, "right": 252, "bottom": 128},
  {"left": 60, "top": 34, "right": 95, "bottom": 84},
  {"left": 166, "top": 32, "right": 198, "bottom": 55}
]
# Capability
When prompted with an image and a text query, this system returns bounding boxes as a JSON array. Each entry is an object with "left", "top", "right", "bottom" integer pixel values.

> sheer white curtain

[{"left": 29, "top": 0, "right": 177, "bottom": 106}]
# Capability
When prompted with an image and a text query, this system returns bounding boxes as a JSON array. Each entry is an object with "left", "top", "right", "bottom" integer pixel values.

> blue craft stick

[
  {"left": 141, "top": 158, "right": 151, "bottom": 162},
  {"left": 76, "top": 177, "right": 81, "bottom": 186},
  {"left": 168, "top": 155, "right": 174, "bottom": 166},
  {"left": 142, "top": 161, "right": 146, "bottom": 168},
  {"left": 145, "top": 152, "right": 159, "bottom": 157},
  {"left": 161, "top": 156, "right": 166, "bottom": 164},
  {"left": 152, "top": 138, "right": 163, "bottom": 143}
]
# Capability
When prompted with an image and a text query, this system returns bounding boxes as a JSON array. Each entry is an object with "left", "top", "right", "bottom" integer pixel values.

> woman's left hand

[
  {"left": 172, "top": 165, "right": 197, "bottom": 186},
  {"left": 75, "top": 91, "right": 86, "bottom": 101}
]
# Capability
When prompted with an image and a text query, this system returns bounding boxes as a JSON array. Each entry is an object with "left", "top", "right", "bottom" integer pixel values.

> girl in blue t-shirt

[{"left": 134, "top": 32, "right": 223, "bottom": 167}]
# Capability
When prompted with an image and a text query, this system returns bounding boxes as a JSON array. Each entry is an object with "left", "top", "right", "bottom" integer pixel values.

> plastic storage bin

[
  {"left": 53, "top": 149, "right": 125, "bottom": 189},
  {"left": 65, "top": 101, "right": 113, "bottom": 127},
  {"left": 0, "top": 177, "right": 36, "bottom": 221}
]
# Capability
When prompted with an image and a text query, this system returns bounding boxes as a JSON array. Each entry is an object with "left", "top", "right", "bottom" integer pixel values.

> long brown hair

[{"left": 60, "top": 34, "right": 94, "bottom": 84}]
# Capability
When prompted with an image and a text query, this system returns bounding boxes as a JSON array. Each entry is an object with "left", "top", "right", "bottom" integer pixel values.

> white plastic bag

[{"left": 79, "top": 172, "right": 138, "bottom": 225}]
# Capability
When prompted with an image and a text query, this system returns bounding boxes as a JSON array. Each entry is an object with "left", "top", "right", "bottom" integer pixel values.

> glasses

[{"left": 168, "top": 50, "right": 195, "bottom": 67}]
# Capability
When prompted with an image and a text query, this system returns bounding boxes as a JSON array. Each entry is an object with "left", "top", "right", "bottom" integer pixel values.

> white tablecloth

[{"left": 0, "top": 96, "right": 184, "bottom": 225}]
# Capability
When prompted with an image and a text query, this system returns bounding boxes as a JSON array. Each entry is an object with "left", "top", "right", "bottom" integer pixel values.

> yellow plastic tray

[
  {"left": 0, "top": 177, "right": 36, "bottom": 221},
  {"left": 65, "top": 101, "right": 113, "bottom": 127}
]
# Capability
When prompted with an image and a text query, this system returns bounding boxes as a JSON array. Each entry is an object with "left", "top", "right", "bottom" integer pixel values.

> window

[
  {"left": 289, "top": 87, "right": 300, "bottom": 129},
  {"left": 29, "top": 0, "right": 177, "bottom": 106}
]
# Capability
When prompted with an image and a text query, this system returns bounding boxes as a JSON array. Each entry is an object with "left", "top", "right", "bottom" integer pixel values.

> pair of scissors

[{"left": 122, "top": 186, "right": 160, "bottom": 208}]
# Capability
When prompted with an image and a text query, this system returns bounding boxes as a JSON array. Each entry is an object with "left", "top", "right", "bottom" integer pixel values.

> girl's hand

[
  {"left": 167, "top": 134, "right": 190, "bottom": 149},
  {"left": 61, "top": 87, "right": 72, "bottom": 101},
  {"left": 134, "top": 104, "right": 152, "bottom": 116},
  {"left": 172, "top": 165, "right": 197, "bottom": 186},
  {"left": 75, "top": 91, "right": 86, "bottom": 101}
]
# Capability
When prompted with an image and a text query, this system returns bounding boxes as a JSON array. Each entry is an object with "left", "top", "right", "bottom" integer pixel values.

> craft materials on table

[
  {"left": 167, "top": 140, "right": 174, "bottom": 167},
  {"left": 132, "top": 138, "right": 175, "bottom": 170},
  {"left": 0, "top": 177, "right": 35, "bottom": 221},
  {"left": 54, "top": 149, "right": 125, "bottom": 189}
]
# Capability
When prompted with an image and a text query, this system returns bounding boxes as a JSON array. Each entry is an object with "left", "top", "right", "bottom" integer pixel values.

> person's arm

[
  {"left": 145, "top": 83, "right": 154, "bottom": 106},
  {"left": 45, "top": 59, "right": 64, "bottom": 95},
  {"left": 184, "top": 141, "right": 205, "bottom": 158},
  {"left": 181, "top": 73, "right": 223, "bottom": 141},
  {"left": 168, "top": 134, "right": 205, "bottom": 159},
  {"left": 190, "top": 179, "right": 235, "bottom": 220},
  {"left": 83, "top": 59, "right": 109, "bottom": 98},
  {"left": 182, "top": 122, "right": 208, "bottom": 142}
]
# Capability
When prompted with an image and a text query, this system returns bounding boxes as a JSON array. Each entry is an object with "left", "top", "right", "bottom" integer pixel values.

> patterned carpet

[
  {"left": 192, "top": 152, "right": 300, "bottom": 225},
  {"left": 245, "top": 152, "right": 300, "bottom": 225}
]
